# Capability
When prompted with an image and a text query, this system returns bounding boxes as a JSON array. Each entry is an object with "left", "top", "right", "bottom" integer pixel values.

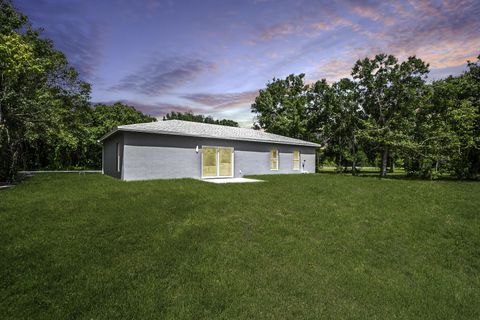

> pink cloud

[
  {"left": 182, "top": 90, "right": 259, "bottom": 111},
  {"left": 258, "top": 23, "right": 299, "bottom": 41},
  {"left": 310, "top": 21, "right": 333, "bottom": 31},
  {"left": 351, "top": 5, "right": 395, "bottom": 26},
  {"left": 310, "top": 59, "right": 353, "bottom": 82}
]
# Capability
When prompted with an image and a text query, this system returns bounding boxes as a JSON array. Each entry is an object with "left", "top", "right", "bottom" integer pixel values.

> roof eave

[
  {"left": 99, "top": 127, "right": 321, "bottom": 148},
  {"left": 97, "top": 127, "right": 119, "bottom": 143}
]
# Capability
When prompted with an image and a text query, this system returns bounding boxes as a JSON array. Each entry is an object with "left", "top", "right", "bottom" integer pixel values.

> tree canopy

[
  {"left": 163, "top": 111, "right": 239, "bottom": 127},
  {"left": 252, "top": 74, "right": 312, "bottom": 140},
  {"left": 352, "top": 54, "right": 430, "bottom": 176}
]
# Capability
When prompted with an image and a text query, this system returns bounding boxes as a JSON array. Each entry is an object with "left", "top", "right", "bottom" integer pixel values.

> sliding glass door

[{"left": 202, "top": 146, "right": 233, "bottom": 178}]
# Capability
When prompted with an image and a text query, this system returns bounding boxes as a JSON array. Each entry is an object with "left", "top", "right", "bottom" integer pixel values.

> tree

[
  {"left": 0, "top": 0, "right": 25, "bottom": 34},
  {"left": 0, "top": 0, "right": 91, "bottom": 180},
  {"left": 308, "top": 78, "right": 363, "bottom": 173},
  {"left": 352, "top": 54, "right": 429, "bottom": 177},
  {"left": 459, "top": 56, "right": 480, "bottom": 177},
  {"left": 407, "top": 56, "right": 480, "bottom": 179},
  {"left": 83, "top": 103, "right": 156, "bottom": 168},
  {"left": 329, "top": 78, "right": 362, "bottom": 173},
  {"left": 251, "top": 74, "right": 311, "bottom": 140},
  {"left": 163, "top": 111, "right": 239, "bottom": 127},
  {"left": 307, "top": 79, "right": 334, "bottom": 146},
  {"left": 0, "top": 32, "right": 44, "bottom": 174}
]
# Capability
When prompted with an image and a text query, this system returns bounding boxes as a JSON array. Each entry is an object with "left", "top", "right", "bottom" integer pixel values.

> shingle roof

[{"left": 99, "top": 120, "right": 321, "bottom": 147}]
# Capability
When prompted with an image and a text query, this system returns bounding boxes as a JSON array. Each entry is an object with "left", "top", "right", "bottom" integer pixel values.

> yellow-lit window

[
  {"left": 219, "top": 147, "right": 233, "bottom": 177},
  {"left": 270, "top": 149, "right": 279, "bottom": 170},
  {"left": 202, "top": 147, "right": 217, "bottom": 177},
  {"left": 292, "top": 150, "right": 300, "bottom": 170}
]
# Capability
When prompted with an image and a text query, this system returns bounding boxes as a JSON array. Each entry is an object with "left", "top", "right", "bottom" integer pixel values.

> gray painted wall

[
  {"left": 103, "top": 131, "right": 316, "bottom": 181},
  {"left": 103, "top": 133, "right": 124, "bottom": 179}
]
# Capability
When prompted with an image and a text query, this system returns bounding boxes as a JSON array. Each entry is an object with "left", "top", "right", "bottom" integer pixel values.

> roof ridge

[{"left": 165, "top": 119, "right": 253, "bottom": 131}]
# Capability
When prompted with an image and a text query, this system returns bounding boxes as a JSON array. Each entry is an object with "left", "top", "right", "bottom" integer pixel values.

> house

[{"left": 98, "top": 120, "right": 321, "bottom": 181}]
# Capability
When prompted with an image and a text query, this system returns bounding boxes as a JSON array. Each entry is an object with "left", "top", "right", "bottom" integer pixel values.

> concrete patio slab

[{"left": 201, "top": 177, "right": 263, "bottom": 184}]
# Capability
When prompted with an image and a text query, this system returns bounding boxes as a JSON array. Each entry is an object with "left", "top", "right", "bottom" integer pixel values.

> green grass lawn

[{"left": 1, "top": 174, "right": 479, "bottom": 319}]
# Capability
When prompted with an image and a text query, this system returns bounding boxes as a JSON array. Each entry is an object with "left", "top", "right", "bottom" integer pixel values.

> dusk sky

[{"left": 16, "top": 0, "right": 480, "bottom": 126}]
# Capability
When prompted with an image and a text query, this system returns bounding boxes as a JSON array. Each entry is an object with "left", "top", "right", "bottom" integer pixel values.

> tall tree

[
  {"left": 251, "top": 74, "right": 311, "bottom": 140},
  {"left": 460, "top": 56, "right": 480, "bottom": 177},
  {"left": 308, "top": 79, "right": 334, "bottom": 146},
  {"left": 309, "top": 78, "right": 363, "bottom": 173},
  {"left": 0, "top": 0, "right": 90, "bottom": 180},
  {"left": 352, "top": 54, "right": 429, "bottom": 177},
  {"left": 330, "top": 78, "right": 362, "bottom": 173}
]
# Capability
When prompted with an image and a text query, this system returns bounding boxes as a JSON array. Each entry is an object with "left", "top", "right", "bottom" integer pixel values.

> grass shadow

[{"left": 316, "top": 169, "right": 479, "bottom": 182}]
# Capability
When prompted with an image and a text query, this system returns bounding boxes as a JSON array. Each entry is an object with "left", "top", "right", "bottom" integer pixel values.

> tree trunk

[
  {"left": 9, "top": 148, "right": 18, "bottom": 181},
  {"left": 380, "top": 147, "right": 388, "bottom": 177},
  {"left": 389, "top": 154, "right": 395, "bottom": 173}
]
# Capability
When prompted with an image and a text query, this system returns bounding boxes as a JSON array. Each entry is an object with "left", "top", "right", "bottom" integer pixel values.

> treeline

[
  {"left": 163, "top": 111, "right": 239, "bottom": 127},
  {"left": 23, "top": 103, "right": 155, "bottom": 171},
  {"left": 252, "top": 54, "right": 480, "bottom": 179},
  {"left": 0, "top": 1, "right": 155, "bottom": 181}
]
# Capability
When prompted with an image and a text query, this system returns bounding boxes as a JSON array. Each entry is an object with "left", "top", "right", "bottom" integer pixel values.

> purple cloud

[
  {"left": 182, "top": 91, "right": 259, "bottom": 110},
  {"left": 110, "top": 57, "right": 216, "bottom": 96},
  {"left": 259, "top": 23, "right": 299, "bottom": 41}
]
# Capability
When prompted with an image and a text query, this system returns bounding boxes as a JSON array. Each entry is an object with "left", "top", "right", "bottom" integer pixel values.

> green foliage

[
  {"left": 21, "top": 102, "right": 156, "bottom": 170},
  {"left": 0, "top": 33, "right": 43, "bottom": 76},
  {"left": 250, "top": 56, "right": 432, "bottom": 177},
  {"left": 0, "top": 0, "right": 26, "bottom": 34},
  {"left": 163, "top": 111, "right": 239, "bottom": 127},
  {"left": 317, "top": 78, "right": 363, "bottom": 173},
  {"left": 252, "top": 74, "right": 312, "bottom": 139},
  {"left": 352, "top": 54, "right": 430, "bottom": 177},
  {"left": 0, "top": 1, "right": 93, "bottom": 181},
  {"left": 406, "top": 56, "right": 480, "bottom": 179}
]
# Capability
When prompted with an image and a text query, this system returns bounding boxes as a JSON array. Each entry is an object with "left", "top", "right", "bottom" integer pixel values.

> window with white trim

[
  {"left": 292, "top": 150, "right": 300, "bottom": 170},
  {"left": 270, "top": 149, "right": 279, "bottom": 170}
]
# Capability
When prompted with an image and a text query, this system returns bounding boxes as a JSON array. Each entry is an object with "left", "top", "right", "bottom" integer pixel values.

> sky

[{"left": 16, "top": 0, "right": 480, "bottom": 127}]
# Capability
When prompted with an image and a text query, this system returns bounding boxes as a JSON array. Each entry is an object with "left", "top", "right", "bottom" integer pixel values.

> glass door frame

[{"left": 201, "top": 146, "right": 234, "bottom": 179}]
